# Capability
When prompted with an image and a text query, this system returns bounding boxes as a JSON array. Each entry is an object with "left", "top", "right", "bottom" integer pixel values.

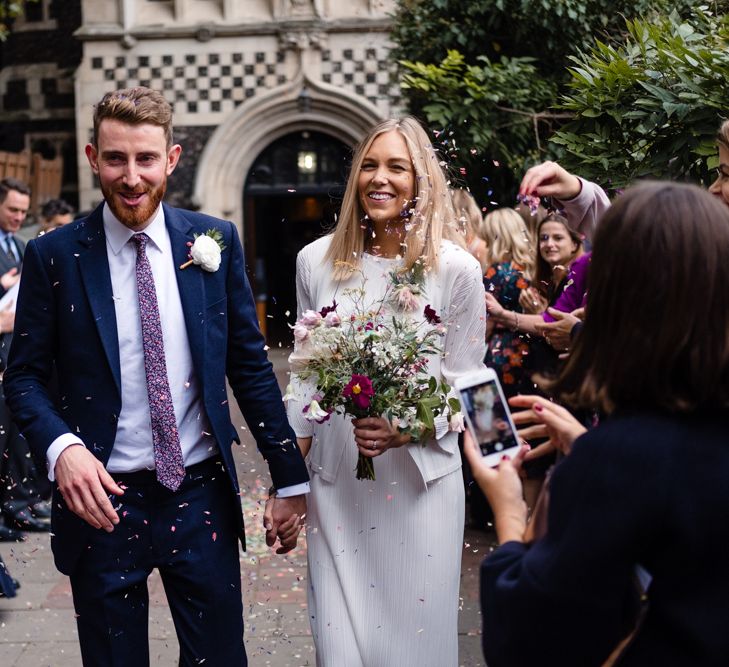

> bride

[{"left": 284, "top": 116, "right": 486, "bottom": 666}]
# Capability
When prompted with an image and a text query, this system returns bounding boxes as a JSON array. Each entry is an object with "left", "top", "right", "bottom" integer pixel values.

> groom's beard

[{"left": 102, "top": 179, "right": 166, "bottom": 230}]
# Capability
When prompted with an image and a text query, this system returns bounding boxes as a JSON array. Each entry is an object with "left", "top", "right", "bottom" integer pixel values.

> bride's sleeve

[
  {"left": 286, "top": 249, "right": 317, "bottom": 438},
  {"left": 433, "top": 254, "right": 487, "bottom": 439}
]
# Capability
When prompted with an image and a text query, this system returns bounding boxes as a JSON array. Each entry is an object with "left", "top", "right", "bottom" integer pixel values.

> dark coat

[
  {"left": 481, "top": 410, "right": 729, "bottom": 667},
  {"left": 4, "top": 203, "right": 309, "bottom": 574}
]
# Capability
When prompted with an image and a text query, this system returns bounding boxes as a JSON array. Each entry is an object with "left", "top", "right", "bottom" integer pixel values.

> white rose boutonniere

[{"left": 180, "top": 229, "right": 226, "bottom": 272}]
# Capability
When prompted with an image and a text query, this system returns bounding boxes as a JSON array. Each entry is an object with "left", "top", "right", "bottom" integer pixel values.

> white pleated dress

[{"left": 287, "top": 236, "right": 486, "bottom": 667}]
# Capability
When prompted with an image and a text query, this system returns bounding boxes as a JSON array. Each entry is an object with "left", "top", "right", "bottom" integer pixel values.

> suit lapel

[
  {"left": 164, "top": 205, "right": 206, "bottom": 381},
  {"left": 76, "top": 206, "right": 122, "bottom": 394}
]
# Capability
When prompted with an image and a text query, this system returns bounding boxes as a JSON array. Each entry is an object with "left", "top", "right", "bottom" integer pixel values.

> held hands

[
  {"left": 535, "top": 307, "right": 584, "bottom": 352},
  {"left": 485, "top": 291, "right": 506, "bottom": 322},
  {"left": 508, "top": 395, "right": 587, "bottom": 462},
  {"left": 352, "top": 416, "right": 410, "bottom": 458},
  {"left": 520, "top": 161, "right": 582, "bottom": 201},
  {"left": 54, "top": 444, "right": 125, "bottom": 531},
  {"left": 462, "top": 430, "right": 530, "bottom": 544},
  {"left": 263, "top": 493, "right": 306, "bottom": 554}
]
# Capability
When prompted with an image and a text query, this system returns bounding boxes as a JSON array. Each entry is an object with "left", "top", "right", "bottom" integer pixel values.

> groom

[{"left": 4, "top": 87, "right": 309, "bottom": 666}]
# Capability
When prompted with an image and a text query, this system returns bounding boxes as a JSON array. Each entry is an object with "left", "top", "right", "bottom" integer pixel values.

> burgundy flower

[
  {"left": 424, "top": 304, "right": 441, "bottom": 324},
  {"left": 342, "top": 374, "right": 375, "bottom": 411},
  {"left": 319, "top": 299, "right": 338, "bottom": 317}
]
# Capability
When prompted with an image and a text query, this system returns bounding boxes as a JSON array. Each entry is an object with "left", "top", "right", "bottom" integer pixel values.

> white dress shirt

[
  {"left": 45, "top": 205, "right": 308, "bottom": 498},
  {"left": 46, "top": 204, "right": 217, "bottom": 476}
]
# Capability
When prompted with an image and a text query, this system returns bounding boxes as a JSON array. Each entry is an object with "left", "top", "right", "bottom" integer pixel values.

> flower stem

[
  {"left": 179, "top": 259, "right": 194, "bottom": 270},
  {"left": 356, "top": 453, "right": 376, "bottom": 481}
]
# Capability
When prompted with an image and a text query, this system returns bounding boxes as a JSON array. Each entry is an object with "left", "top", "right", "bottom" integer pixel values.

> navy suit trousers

[{"left": 69, "top": 457, "right": 246, "bottom": 667}]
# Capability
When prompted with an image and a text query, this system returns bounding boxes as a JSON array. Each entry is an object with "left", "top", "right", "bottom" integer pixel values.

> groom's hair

[{"left": 92, "top": 87, "right": 174, "bottom": 148}]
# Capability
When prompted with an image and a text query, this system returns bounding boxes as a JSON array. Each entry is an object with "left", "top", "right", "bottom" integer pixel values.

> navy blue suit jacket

[{"left": 4, "top": 203, "right": 309, "bottom": 574}]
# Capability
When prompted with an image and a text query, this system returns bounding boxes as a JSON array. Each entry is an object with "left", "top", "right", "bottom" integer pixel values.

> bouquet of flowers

[{"left": 289, "top": 262, "right": 462, "bottom": 480}]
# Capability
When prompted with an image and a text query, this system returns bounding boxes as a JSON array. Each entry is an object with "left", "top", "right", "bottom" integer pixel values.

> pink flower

[
  {"left": 395, "top": 285, "right": 419, "bottom": 311},
  {"left": 324, "top": 311, "right": 341, "bottom": 327},
  {"left": 300, "top": 309, "right": 323, "bottom": 327},
  {"left": 342, "top": 374, "right": 375, "bottom": 411},
  {"left": 293, "top": 323, "right": 310, "bottom": 343}
]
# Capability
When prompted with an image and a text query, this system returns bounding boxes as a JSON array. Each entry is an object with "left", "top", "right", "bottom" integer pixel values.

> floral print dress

[{"left": 484, "top": 261, "right": 533, "bottom": 397}]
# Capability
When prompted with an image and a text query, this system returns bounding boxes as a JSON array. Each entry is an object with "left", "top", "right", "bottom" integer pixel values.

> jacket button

[{"left": 110, "top": 414, "right": 118, "bottom": 424}]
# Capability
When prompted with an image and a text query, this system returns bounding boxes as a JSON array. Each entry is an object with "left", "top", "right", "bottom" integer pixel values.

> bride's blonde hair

[{"left": 325, "top": 116, "right": 464, "bottom": 280}]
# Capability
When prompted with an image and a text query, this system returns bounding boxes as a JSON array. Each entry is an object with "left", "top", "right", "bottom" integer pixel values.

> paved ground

[{"left": 0, "top": 350, "right": 494, "bottom": 666}]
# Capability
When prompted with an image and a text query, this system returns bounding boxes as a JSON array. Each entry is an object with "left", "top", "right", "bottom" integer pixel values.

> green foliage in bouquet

[{"left": 292, "top": 276, "right": 461, "bottom": 481}]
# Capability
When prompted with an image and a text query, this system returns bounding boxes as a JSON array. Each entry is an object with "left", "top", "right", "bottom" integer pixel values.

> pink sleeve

[{"left": 557, "top": 178, "right": 610, "bottom": 243}]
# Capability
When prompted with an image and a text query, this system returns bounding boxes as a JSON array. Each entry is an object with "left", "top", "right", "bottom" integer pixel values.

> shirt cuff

[
  {"left": 274, "top": 482, "right": 310, "bottom": 498},
  {"left": 46, "top": 434, "right": 85, "bottom": 482}
]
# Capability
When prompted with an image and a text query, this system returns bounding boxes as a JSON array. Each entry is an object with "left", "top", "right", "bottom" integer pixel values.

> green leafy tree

[
  {"left": 0, "top": 0, "right": 39, "bottom": 40},
  {"left": 391, "top": 0, "right": 721, "bottom": 201},
  {"left": 400, "top": 50, "right": 559, "bottom": 170},
  {"left": 552, "top": 8, "right": 729, "bottom": 189}
]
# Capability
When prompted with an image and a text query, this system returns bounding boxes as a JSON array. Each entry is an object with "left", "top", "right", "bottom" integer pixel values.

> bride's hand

[{"left": 352, "top": 416, "right": 410, "bottom": 458}]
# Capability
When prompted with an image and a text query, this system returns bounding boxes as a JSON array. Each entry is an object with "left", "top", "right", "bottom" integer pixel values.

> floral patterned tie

[{"left": 132, "top": 233, "right": 185, "bottom": 491}]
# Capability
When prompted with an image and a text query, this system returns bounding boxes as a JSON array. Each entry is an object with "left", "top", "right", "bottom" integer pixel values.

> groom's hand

[
  {"left": 55, "top": 444, "right": 125, "bottom": 532},
  {"left": 264, "top": 494, "right": 306, "bottom": 554}
]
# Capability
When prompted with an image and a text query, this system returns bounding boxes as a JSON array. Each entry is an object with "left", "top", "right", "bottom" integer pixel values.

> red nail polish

[{"left": 534, "top": 404, "right": 543, "bottom": 412}]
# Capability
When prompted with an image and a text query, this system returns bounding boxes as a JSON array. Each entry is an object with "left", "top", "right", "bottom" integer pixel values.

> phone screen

[{"left": 459, "top": 378, "right": 519, "bottom": 458}]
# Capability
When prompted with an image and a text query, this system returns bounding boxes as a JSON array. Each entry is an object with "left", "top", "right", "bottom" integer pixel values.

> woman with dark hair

[
  {"left": 527, "top": 213, "right": 585, "bottom": 312},
  {"left": 484, "top": 212, "right": 587, "bottom": 356},
  {"left": 466, "top": 181, "right": 729, "bottom": 666}
]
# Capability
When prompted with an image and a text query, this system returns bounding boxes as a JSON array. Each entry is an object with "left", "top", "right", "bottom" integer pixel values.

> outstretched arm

[{"left": 520, "top": 161, "right": 610, "bottom": 242}]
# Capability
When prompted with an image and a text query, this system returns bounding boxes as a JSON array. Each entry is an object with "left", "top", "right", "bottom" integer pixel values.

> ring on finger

[{"left": 372, "top": 439, "right": 378, "bottom": 451}]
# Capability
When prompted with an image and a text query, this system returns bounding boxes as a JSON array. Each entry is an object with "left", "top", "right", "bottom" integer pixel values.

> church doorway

[{"left": 244, "top": 130, "right": 350, "bottom": 346}]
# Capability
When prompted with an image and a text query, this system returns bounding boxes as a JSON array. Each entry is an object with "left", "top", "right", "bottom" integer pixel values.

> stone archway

[{"left": 192, "top": 74, "right": 383, "bottom": 232}]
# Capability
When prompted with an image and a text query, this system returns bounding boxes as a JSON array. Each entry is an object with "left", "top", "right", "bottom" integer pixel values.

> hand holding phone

[{"left": 456, "top": 368, "right": 521, "bottom": 467}]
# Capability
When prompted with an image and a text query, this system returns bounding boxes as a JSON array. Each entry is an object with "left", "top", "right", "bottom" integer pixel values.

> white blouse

[{"left": 287, "top": 235, "right": 487, "bottom": 484}]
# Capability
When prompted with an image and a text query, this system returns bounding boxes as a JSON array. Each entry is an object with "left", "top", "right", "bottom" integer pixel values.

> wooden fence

[{"left": 0, "top": 150, "right": 63, "bottom": 214}]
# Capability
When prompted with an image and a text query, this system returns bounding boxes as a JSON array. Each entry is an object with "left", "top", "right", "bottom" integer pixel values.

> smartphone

[{"left": 455, "top": 368, "right": 521, "bottom": 467}]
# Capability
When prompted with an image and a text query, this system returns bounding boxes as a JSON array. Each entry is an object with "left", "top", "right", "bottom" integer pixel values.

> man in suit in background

[
  {"left": 4, "top": 87, "right": 309, "bottom": 665},
  {"left": 0, "top": 177, "right": 51, "bottom": 540}
]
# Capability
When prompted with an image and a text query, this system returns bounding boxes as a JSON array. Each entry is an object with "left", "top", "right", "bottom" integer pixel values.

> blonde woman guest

[
  {"left": 479, "top": 208, "right": 534, "bottom": 395},
  {"left": 286, "top": 117, "right": 486, "bottom": 666},
  {"left": 452, "top": 187, "right": 488, "bottom": 272}
]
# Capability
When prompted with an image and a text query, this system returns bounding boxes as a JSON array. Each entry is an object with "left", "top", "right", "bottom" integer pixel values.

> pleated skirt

[{"left": 306, "top": 443, "right": 464, "bottom": 667}]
